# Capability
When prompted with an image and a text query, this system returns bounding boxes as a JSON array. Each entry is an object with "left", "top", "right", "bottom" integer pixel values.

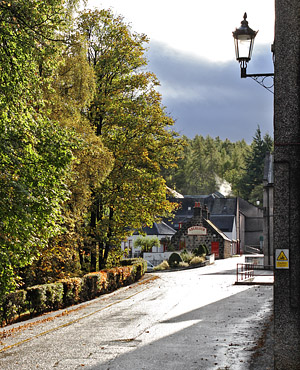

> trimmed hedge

[{"left": 0, "top": 259, "right": 146, "bottom": 326}]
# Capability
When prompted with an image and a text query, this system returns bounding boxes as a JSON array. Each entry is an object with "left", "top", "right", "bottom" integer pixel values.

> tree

[
  {"left": 164, "top": 135, "right": 250, "bottom": 196},
  {"left": 77, "top": 9, "right": 184, "bottom": 269},
  {"left": 42, "top": 32, "right": 114, "bottom": 274},
  {"left": 0, "top": 0, "right": 82, "bottom": 298},
  {"left": 238, "top": 126, "right": 273, "bottom": 204},
  {"left": 134, "top": 236, "right": 160, "bottom": 253}
]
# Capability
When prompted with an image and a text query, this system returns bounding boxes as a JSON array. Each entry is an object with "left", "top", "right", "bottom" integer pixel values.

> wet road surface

[{"left": 0, "top": 257, "right": 273, "bottom": 369}]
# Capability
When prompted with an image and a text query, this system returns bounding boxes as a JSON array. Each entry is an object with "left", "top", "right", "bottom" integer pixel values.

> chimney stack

[
  {"left": 202, "top": 205, "right": 210, "bottom": 220},
  {"left": 193, "top": 202, "right": 202, "bottom": 219}
]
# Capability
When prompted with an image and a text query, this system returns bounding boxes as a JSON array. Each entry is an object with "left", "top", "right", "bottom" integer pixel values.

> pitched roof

[
  {"left": 210, "top": 215, "right": 235, "bottom": 232},
  {"left": 204, "top": 219, "right": 231, "bottom": 241},
  {"left": 135, "top": 221, "right": 176, "bottom": 236}
]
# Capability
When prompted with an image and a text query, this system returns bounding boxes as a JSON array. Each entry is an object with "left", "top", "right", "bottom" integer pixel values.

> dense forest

[
  {"left": 163, "top": 126, "right": 273, "bottom": 204},
  {"left": 0, "top": 0, "right": 273, "bottom": 301}
]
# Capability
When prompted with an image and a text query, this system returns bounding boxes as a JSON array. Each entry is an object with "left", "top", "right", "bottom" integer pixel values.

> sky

[{"left": 86, "top": 0, "right": 275, "bottom": 143}]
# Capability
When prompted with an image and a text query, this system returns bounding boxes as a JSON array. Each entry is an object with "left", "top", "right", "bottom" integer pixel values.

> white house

[{"left": 121, "top": 221, "right": 176, "bottom": 257}]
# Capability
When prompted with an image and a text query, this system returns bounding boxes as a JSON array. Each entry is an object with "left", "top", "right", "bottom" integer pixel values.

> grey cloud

[{"left": 146, "top": 41, "right": 274, "bottom": 143}]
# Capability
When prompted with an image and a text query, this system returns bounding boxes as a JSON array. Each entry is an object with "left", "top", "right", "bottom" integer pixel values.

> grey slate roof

[
  {"left": 134, "top": 221, "right": 176, "bottom": 236},
  {"left": 205, "top": 219, "right": 231, "bottom": 241},
  {"left": 164, "top": 196, "right": 237, "bottom": 232},
  {"left": 210, "top": 215, "right": 235, "bottom": 232}
]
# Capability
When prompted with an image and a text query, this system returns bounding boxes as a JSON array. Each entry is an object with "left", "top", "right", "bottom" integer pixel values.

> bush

[
  {"left": 154, "top": 260, "right": 170, "bottom": 271},
  {"left": 60, "top": 277, "right": 82, "bottom": 306},
  {"left": 45, "top": 283, "right": 64, "bottom": 310},
  {"left": 27, "top": 285, "right": 47, "bottom": 314},
  {"left": 180, "top": 249, "right": 193, "bottom": 264},
  {"left": 168, "top": 253, "right": 183, "bottom": 268},
  {"left": 178, "top": 262, "right": 189, "bottom": 268},
  {"left": 193, "top": 244, "right": 207, "bottom": 257},
  {"left": 1, "top": 290, "right": 28, "bottom": 325},
  {"left": 120, "top": 265, "right": 135, "bottom": 286},
  {"left": 190, "top": 256, "right": 205, "bottom": 265},
  {"left": 1, "top": 260, "right": 147, "bottom": 326},
  {"left": 106, "top": 269, "right": 118, "bottom": 292},
  {"left": 81, "top": 271, "right": 107, "bottom": 301}
]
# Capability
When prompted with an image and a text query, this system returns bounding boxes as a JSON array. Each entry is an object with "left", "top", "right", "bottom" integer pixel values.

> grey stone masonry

[
  {"left": 274, "top": 1, "right": 300, "bottom": 369},
  {"left": 171, "top": 203, "right": 231, "bottom": 258}
]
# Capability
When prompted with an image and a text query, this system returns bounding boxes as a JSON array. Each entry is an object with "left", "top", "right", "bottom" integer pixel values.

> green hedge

[{"left": 0, "top": 259, "right": 146, "bottom": 326}]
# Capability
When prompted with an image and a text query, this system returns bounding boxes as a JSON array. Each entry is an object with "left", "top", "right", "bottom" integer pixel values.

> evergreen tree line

[
  {"left": 163, "top": 126, "right": 273, "bottom": 204},
  {"left": 0, "top": 1, "right": 184, "bottom": 299}
]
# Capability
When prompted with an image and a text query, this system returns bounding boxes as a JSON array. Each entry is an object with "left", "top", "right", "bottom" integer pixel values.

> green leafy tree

[
  {"left": 77, "top": 9, "right": 184, "bottom": 269},
  {"left": 20, "top": 32, "right": 115, "bottom": 284},
  {"left": 134, "top": 236, "right": 160, "bottom": 253},
  {"left": 43, "top": 32, "right": 114, "bottom": 274},
  {"left": 238, "top": 126, "right": 273, "bottom": 204},
  {"left": 0, "top": 0, "right": 82, "bottom": 298}
]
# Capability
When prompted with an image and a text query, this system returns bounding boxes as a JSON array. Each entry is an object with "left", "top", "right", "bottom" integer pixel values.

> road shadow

[{"left": 87, "top": 286, "right": 273, "bottom": 370}]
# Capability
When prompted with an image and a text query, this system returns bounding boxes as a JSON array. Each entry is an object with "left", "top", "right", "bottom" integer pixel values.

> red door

[{"left": 211, "top": 242, "right": 219, "bottom": 258}]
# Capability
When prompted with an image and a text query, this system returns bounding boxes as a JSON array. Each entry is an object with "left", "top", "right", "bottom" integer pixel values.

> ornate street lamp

[
  {"left": 233, "top": 13, "right": 274, "bottom": 93},
  {"left": 233, "top": 13, "right": 258, "bottom": 76}
]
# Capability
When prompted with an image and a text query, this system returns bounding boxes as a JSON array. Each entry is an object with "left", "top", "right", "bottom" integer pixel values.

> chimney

[
  {"left": 202, "top": 205, "right": 210, "bottom": 220},
  {"left": 193, "top": 202, "right": 202, "bottom": 219}
]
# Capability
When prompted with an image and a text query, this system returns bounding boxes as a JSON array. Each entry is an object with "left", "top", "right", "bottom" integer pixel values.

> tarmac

[
  {"left": 249, "top": 310, "right": 274, "bottom": 370},
  {"left": 239, "top": 266, "right": 275, "bottom": 369},
  {"left": 0, "top": 258, "right": 275, "bottom": 370}
]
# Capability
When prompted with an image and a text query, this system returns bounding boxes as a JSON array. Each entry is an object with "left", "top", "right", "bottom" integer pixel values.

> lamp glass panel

[{"left": 237, "top": 38, "right": 252, "bottom": 60}]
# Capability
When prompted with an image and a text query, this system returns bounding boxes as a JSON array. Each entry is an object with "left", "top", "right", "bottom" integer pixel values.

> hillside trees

[
  {"left": 163, "top": 135, "right": 249, "bottom": 195},
  {"left": 77, "top": 9, "right": 184, "bottom": 269},
  {"left": 163, "top": 130, "right": 272, "bottom": 204},
  {"left": 238, "top": 126, "right": 273, "bottom": 204}
]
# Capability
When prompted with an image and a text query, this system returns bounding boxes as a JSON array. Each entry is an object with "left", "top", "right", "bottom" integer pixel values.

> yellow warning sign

[
  {"left": 277, "top": 251, "right": 288, "bottom": 261},
  {"left": 275, "top": 249, "right": 289, "bottom": 269}
]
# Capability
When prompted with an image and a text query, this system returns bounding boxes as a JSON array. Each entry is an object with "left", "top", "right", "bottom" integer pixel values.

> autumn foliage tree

[
  {"left": 0, "top": 2, "right": 184, "bottom": 295},
  {"left": 76, "top": 9, "right": 184, "bottom": 269}
]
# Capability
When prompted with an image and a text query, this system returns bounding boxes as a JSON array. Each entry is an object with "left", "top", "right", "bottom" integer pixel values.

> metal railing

[{"left": 236, "top": 263, "right": 255, "bottom": 283}]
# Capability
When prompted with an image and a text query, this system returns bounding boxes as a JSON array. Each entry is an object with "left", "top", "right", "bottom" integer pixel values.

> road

[{"left": 0, "top": 257, "right": 273, "bottom": 370}]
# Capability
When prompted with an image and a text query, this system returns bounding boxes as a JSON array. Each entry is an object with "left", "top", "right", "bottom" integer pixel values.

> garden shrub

[
  {"left": 121, "top": 265, "right": 135, "bottom": 286},
  {"left": 154, "top": 260, "right": 170, "bottom": 271},
  {"left": 60, "top": 277, "right": 82, "bottom": 306},
  {"left": 193, "top": 244, "right": 207, "bottom": 257},
  {"left": 180, "top": 250, "right": 193, "bottom": 264},
  {"left": 106, "top": 269, "right": 118, "bottom": 292},
  {"left": 120, "top": 258, "right": 139, "bottom": 266},
  {"left": 81, "top": 272, "right": 107, "bottom": 301},
  {"left": 1, "top": 290, "right": 27, "bottom": 325},
  {"left": 168, "top": 253, "right": 183, "bottom": 268},
  {"left": 131, "top": 259, "right": 146, "bottom": 281},
  {"left": 190, "top": 256, "right": 205, "bottom": 265},
  {"left": 27, "top": 285, "right": 47, "bottom": 314},
  {"left": 45, "top": 283, "right": 64, "bottom": 310},
  {"left": 1, "top": 260, "right": 147, "bottom": 326},
  {"left": 178, "top": 262, "right": 189, "bottom": 268}
]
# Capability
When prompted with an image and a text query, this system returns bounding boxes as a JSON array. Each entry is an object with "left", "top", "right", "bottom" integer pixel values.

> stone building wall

[
  {"left": 274, "top": 0, "right": 300, "bottom": 368},
  {"left": 171, "top": 203, "right": 231, "bottom": 259}
]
